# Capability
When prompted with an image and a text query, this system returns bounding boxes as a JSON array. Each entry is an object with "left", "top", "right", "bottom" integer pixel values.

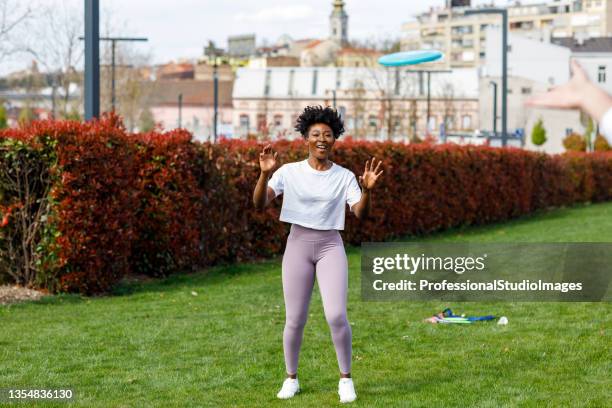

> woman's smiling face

[{"left": 306, "top": 123, "right": 335, "bottom": 160}]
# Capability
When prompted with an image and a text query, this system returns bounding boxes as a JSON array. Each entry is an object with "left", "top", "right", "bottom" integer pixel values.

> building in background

[
  {"left": 232, "top": 67, "right": 478, "bottom": 140},
  {"left": 330, "top": 0, "right": 349, "bottom": 46},
  {"left": 479, "top": 74, "right": 582, "bottom": 154},
  {"left": 248, "top": 56, "right": 301, "bottom": 69},
  {"left": 194, "top": 62, "right": 234, "bottom": 81},
  {"left": 286, "top": 38, "right": 318, "bottom": 59},
  {"left": 300, "top": 40, "right": 342, "bottom": 67},
  {"left": 483, "top": 26, "right": 572, "bottom": 87},
  {"left": 155, "top": 61, "right": 195, "bottom": 80},
  {"left": 401, "top": 0, "right": 612, "bottom": 69},
  {"left": 228, "top": 34, "right": 256, "bottom": 58},
  {"left": 336, "top": 47, "right": 383, "bottom": 67},
  {"left": 146, "top": 79, "right": 234, "bottom": 142},
  {"left": 480, "top": 28, "right": 585, "bottom": 154},
  {"left": 552, "top": 36, "right": 612, "bottom": 94}
]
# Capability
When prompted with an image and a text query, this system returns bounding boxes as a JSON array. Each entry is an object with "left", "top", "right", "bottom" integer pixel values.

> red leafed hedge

[
  {"left": 129, "top": 129, "right": 205, "bottom": 277},
  {"left": 0, "top": 115, "right": 611, "bottom": 294}
]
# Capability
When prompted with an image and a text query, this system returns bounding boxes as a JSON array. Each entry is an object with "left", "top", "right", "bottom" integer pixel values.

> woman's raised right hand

[{"left": 259, "top": 144, "right": 278, "bottom": 174}]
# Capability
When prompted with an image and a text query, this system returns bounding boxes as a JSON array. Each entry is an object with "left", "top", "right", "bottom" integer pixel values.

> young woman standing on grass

[{"left": 252, "top": 106, "right": 383, "bottom": 404}]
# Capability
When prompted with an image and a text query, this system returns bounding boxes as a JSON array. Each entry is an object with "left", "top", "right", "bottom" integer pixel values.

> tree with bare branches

[
  {"left": 24, "top": 0, "right": 83, "bottom": 118},
  {"left": 0, "top": 0, "right": 33, "bottom": 64},
  {"left": 439, "top": 80, "right": 457, "bottom": 133}
]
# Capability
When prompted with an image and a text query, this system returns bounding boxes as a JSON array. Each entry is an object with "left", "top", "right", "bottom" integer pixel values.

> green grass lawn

[{"left": 1, "top": 203, "right": 611, "bottom": 407}]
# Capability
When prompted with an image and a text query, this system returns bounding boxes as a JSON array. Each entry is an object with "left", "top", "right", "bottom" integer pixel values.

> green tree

[
  {"left": 594, "top": 134, "right": 611, "bottom": 152},
  {"left": 138, "top": 108, "right": 155, "bottom": 132},
  {"left": 18, "top": 104, "right": 34, "bottom": 125},
  {"left": 531, "top": 118, "right": 547, "bottom": 147},
  {"left": 0, "top": 104, "right": 7, "bottom": 129},
  {"left": 584, "top": 116, "right": 594, "bottom": 152},
  {"left": 563, "top": 132, "right": 587, "bottom": 152}
]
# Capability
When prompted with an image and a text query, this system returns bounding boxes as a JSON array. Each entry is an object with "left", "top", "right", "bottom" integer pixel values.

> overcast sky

[{"left": 3, "top": 0, "right": 533, "bottom": 74}]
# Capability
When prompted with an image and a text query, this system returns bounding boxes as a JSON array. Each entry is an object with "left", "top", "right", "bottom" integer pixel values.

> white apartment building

[
  {"left": 553, "top": 36, "right": 612, "bottom": 94},
  {"left": 402, "top": 0, "right": 612, "bottom": 68},
  {"left": 483, "top": 26, "right": 572, "bottom": 86}
]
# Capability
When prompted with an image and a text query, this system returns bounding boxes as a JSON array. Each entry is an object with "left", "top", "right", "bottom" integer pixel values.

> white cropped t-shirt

[
  {"left": 267, "top": 159, "right": 362, "bottom": 230},
  {"left": 598, "top": 106, "right": 612, "bottom": 145}
]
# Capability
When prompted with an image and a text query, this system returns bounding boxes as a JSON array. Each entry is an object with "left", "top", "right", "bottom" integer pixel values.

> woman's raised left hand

[{"left": 359, "top": 157, "right": 383, "bottom": 191}]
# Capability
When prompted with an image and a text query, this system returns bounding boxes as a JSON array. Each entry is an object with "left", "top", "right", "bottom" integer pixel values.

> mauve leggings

[{"left": 281, "top": 223, "right": 352, "bottom": 375}]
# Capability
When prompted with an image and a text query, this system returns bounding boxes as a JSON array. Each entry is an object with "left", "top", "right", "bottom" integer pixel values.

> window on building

[
  {"left": 368, "top": 115, "right": 378, "bottom": 136},
  {"left": 273, "top": 114, "right": 283, "bottom": 127},
  {"left": 264, "top": 69, "right": 271, "bottom": 96},
  {"left": 521, "top": 87, "right": 532, "bottom": 95},
  {"left": 418, "top": 72, "right": 425, "bottom": 95},
  {"left": 392, "top": 116, "right": 402, "bottom": 135},
  {"left": 445, "top": 115, "right": 455, "bottom": 131},
  {"left": 355, "top": 116, "right": 364, "bottom": 133},
  {"left": 451, "top": 25, "right": 473, "bottom": 35},
  {"left": 257, "top": 114, "right": 267, "bottom": 132},
  {"left": 462, "top": 115, "right": 472, "bottom": 129},
  {"left": 346, "top": 115, "right": 354, "bottom": 130},
  {"left": 288, "top": 69, "right": 295, "bottom": 96},
  {"left": 239, "top": 114, "right": 250, "bottom": 134},
  {"left": 338, "top": 106, "right": 346, "bottom": 120},
  {"left": 598, "top": 65, "right": 606, "bottom": 83},
  {"left": 312, "top": 69, "right": 318, "bottom": 95},
  {"left": 462, "top": 51, "right": 475, "bottom": 61},
  {"left": 428, "top": 116, "right": 436, "bottom": 131},
  {"left": 394, "top": 68, "right": 400, "bottom": 95}
]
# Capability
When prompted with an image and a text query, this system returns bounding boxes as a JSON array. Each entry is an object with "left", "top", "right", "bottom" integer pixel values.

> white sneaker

[
  {"left": 277, "top": 378, "right": 300, "bottom": 399},
  {"left": 338, "top": 378, "right": 357, "bottom": 403}
]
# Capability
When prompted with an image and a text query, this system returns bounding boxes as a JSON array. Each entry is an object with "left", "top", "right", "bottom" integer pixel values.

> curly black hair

[{"left": 294, "top": 105, "right": 345, "bottom": 139}]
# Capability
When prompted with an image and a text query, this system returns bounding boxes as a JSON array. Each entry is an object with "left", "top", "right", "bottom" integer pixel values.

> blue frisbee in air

[{"left": 378, "top": 50, "right": 444, "bottom": 67}]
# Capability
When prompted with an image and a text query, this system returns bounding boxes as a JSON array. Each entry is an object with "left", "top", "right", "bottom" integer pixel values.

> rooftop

[
  {"left": 145, "top": 80, "right": 234, "bottom": 107},
  {"left": 552, "top": 37, "right": 612, "bottom": 53}
]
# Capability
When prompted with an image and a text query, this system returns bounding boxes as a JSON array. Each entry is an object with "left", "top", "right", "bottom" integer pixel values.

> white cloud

[{"left": 234, "top": 5, "right": 315, "bottom": 23}]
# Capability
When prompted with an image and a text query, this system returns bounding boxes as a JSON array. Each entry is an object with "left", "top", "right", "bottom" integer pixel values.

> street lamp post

[
  {"left": 206, "top": 41, "right": 219, "bottom": 143},
  {"left": 490, "top": 80, "right": 498, "bottom": 135},
  {"left": 178, "top": 93, "right": 183, "bottom": 128},
  {"left": 81, "top": 35, "right": 148, "bottom": 112},
  {"left": 84, "top": 0, "right": 99, "bottom": 120},
  {"left": 466, "top": 7, "right": 508, "bottom": 146},
  {"left": 213, "top": 64, "right": 218, "bottom": 142}
]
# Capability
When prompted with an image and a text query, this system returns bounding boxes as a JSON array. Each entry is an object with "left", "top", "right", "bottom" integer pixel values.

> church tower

[{"left": 330, "top": 0, "right": 348, "bottom": 46}]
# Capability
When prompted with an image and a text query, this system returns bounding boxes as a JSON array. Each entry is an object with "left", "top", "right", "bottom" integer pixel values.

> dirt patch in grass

[{"left": 0, "top": 284, "right": 50, "bottom": 305}]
